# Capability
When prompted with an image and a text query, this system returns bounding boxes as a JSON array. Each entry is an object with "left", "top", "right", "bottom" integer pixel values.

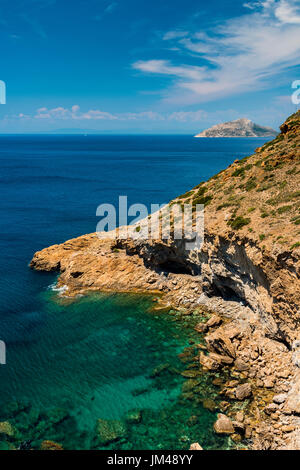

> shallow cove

[{"left": 0, "top": 289, "right": 228, "bottom": 450}]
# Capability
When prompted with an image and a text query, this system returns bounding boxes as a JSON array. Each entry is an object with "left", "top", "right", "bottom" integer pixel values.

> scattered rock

[
  {"left": 219, "top": 401, "right": 230, "bottom": 412},
  {"left": 202, "top": 398, "right": 217, "bottom": 411},
  {"left": 273, "top": 393, "right": 287, "bottom": 404},
  {"left": 264, "top": 403, "right": 277, "bottom": 415},
  {"left": 200, "top": 352, "right": 233, "bottom": 371},
  {"left": 234, "top": 358, "right": 249, "bottom": 372},
  {"left": 232, "top": 421, "right": 245, "bottom": 434},
  {"left": 235, "top": 383, "right": 252, "bottom": 400},
  {"left": 150, "top": 363, "right": 170, "bottom": 377},
  {"left": 212, "top": 377, "right": 223, "bottom": 386},
  {"left": 194, "top": 322, "right": 208, "bottom": 333},
  {"left": 189, "top": 443, "right": 203, "bottom": 450},
  {"left": 187, "top": 415, "right": 198, "bottom": 426},
  {"left": 231, "top": 433, "right": 242, "bottom": 443},
  {"left": 40, "top": 440, "right": 63, "bottom": 451},
  {"left": 206, "top": 314, "right": 222, "bottom": 329},
  {"left": 213, "top": 413, "right": 234, "bottom": 434},
  {"left": 235, "top": 411, "right": 244, "bottom": 423},
  {"left": 181, "top": 369, "right": 202, "bottom": 378},
  {"left": 292, "top": 340, "right": 300, "bottom": 367},
  {"left": 205, "top": 328, "right": 236, "bottom": 359},
  {"left": 281, "top": 425, "right": 295, "bottom": 433},
  {"left": 264, "top": 377, "right": 275, "bottom": 388}
]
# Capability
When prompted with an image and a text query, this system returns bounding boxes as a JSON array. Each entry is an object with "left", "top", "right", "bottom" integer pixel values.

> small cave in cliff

[
  {"left": 208, "top": 281, "right": 244, "bottom": 303},
  {"left": 157, "top": 260, "right": 193, "bottom": 275}
]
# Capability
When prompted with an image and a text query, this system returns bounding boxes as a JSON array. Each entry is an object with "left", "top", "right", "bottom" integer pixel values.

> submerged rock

[
  {"left": 0, "top": 421, "right": 14, "bottom": 437},
  {"left": 125, "top": 409, "right": 142, "bottom": 424},
  {"left": 40, "top": 440, "right": 63, "bottom": 450},
  {"left": 202, "top": 398, "right": 217, "bottom": 412},
  {"left": 97, "top": 419, "right": 127, "bottom": 445}
]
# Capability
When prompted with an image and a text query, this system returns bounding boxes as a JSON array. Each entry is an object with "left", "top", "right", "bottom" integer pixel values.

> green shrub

[
  {"left": 178, "top": 190, "right": 194, "bottom": 200},
  {"left": 227, "top": 216, "right": 250, "bottom": 230},
  {"left": 277, "top": 205, "right": 292, "bottom": 214},
  {"left": 291, "top": 242, "right": 300, "bottom": 250},
  {"left": 216, "top": 202, "right": 234, "bottom": 211},
  {"left": 232, "top": 167, "right": 245, "bottom": 177},
  {"left": 245, "top": 178, "right": 257, "bottom": 191},
  {"left": 193, "top": 194, "right": 213, "bottom": 206}
]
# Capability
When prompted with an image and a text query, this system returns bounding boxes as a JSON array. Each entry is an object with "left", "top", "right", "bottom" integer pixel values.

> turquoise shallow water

[
  {"left": 0, "top": 135, "right": 268, "bottom": 449},
  {"left": 0, "top": 289, "right": 230, "bottom": 449}
]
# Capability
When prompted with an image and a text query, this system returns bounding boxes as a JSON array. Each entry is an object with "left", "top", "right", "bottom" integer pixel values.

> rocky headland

[
  {"left": 30, "top": 111, "right": 300, "bottom": 450},
  {"left": 194, "top": 118, "right": 278, "bottom": 138}
]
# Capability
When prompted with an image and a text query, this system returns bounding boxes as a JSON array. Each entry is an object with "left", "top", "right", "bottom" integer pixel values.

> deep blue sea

[{"left": 0, "top": 135, "right": 267, "bottom": 449}]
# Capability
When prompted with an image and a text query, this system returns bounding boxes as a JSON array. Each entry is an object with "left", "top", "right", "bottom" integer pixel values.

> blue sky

[{"left": 0, "top": 0, "right": 299, "bottom": 133}]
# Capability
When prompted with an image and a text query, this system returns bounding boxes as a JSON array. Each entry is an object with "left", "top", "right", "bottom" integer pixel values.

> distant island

[{"left": 194, "top": 118, "right": 278, "bottom": 138}]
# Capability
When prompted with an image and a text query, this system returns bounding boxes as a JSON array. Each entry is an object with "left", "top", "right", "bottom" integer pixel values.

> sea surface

[{"left": 0, "top": 135, "right": 268, "bottom": 449}]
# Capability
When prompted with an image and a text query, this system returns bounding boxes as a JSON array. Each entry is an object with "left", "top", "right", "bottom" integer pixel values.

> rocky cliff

[
  {"left": 30, "top": 111, "right": 300, "bottom": 449},
  {"left": 194, "top": 118, "right": 278, "bottom": 138}
]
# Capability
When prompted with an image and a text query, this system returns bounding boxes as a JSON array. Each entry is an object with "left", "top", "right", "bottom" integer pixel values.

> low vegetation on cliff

[{"left": 176, "top": 111, "right": 300, "bottom": 252}]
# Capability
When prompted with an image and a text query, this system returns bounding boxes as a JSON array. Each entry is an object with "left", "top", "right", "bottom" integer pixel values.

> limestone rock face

[{"left": 213, "top": 414, "right": 234, "bottom": 434}]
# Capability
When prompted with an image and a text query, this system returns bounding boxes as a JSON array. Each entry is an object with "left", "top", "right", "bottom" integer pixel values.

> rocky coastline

[{"left": 30, "top": 111, "right": 300, "bottom": 450}]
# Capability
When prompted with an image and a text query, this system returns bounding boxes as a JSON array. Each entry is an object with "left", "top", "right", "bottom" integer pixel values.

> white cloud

[
  {"left": 275, "top": 0, "right": 300, "bottom": 24},
  {"left": 34, "top": 105, "right": 117, "bottom": 120},
  {"left": 132, "top": 0, "right": 300, "bottom": 103},
  {"left": 14, "top": 105, "right": 225, "bottom": 123},
  {"left": 16, "top": 105, "right": 165, "bottom": 122},
  {"left": 133, "top": 60, "right": 207, "bottom": 81}
]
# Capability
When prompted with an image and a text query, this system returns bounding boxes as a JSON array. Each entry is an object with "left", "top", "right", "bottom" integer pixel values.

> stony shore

[{"left": 30, "top": 111, "right": 300, "bottom": 450}]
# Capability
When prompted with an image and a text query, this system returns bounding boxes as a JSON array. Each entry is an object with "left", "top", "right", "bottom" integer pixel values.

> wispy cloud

[
  {"left": 13, "top": 105, "right": 212, "bottom": 122},
  {"left": 132, "top": 0, "right": 300, "bottom": 103},
  {"left": 95, "top": 1, "right": 118, "bottom": 21},
  {"left": 33, "top": 105, "right": 118, "bottom": 120}
]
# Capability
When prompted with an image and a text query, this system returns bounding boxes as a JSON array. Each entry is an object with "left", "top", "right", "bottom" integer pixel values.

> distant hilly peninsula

[{"left": 194, "top": 118, "right": 278, "bottom": 138}]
